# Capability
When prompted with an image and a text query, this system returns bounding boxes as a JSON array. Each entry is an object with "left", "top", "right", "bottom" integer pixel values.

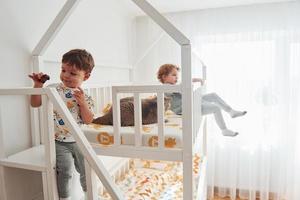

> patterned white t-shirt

[{"left": 48, "top": 83, "right": 94, "bottom": 142}]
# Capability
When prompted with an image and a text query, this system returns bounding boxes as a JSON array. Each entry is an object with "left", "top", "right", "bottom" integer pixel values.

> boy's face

[
  {"left": 162, "top": 68, "right": 178, "bottom": 85},
  {"left": 60, "top": 63, "right": 89, "bottom": 88}
]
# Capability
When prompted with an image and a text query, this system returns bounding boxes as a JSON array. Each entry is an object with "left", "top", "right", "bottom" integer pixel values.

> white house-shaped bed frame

[{"left": 0, "top": 0, "right": 207, "bottom": 199}]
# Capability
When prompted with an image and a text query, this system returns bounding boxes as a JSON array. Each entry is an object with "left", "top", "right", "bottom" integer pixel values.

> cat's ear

[{"left": 164, "top": 96, "right": 171, "bottom": 101}]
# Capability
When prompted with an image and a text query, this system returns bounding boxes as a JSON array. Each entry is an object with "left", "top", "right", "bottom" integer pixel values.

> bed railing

[
  {"left": 112, "top": 84, "right": 180, "bottom": 147},
  {"left": 86, "top": 84, "right": 206, "bottom": 159},
  {"left": 110, "top": 84, "right": 206, "bottom": 200},
  {"left": 0, "top": 88, "right": 124, "bottom": 200}
]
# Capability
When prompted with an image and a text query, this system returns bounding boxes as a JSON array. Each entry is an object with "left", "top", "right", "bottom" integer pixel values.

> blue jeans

[{"left": 55, "top": 141, "right": 86, "bottom": 198}]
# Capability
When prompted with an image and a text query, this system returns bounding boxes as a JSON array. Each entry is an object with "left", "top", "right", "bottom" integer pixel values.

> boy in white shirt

[{"left": 29, "top": 49, "right": 95, "bottom": 200}]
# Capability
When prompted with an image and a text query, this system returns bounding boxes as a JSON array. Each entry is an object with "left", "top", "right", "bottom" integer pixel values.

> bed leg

[{"left": 85, "top": 160, "right": 98, "bottom": 200}]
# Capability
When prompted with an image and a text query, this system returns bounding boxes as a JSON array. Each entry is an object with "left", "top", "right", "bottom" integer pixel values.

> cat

[{"left": 92, "top": 96, "right": 171, "bottom": 126}]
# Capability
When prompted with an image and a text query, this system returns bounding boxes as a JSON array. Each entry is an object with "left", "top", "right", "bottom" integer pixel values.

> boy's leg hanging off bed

[
  {"left": 202, "top": 93, "right": 247, "bottom": 118},
  {"left": 202, "top": 102, "right": 238, "bottom": 136}
]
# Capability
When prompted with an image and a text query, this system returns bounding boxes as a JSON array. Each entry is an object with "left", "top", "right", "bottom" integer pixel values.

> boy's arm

[
  {"left": 29, "top": 73, "right": 48, "bottom": 107},
  {"left": 192, "top": 78, "right": 205, "bottom": 85},
  {"left": 73, "top": 87, "right": 94, "bottom": 124}
]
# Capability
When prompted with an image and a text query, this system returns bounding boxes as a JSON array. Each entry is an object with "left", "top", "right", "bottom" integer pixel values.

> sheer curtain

[
  {"left": 134, "top": 2, "right": 300, "bottom": 200},
  {"left": 198, "top": 30, "right": 300, "bottom": 200}
]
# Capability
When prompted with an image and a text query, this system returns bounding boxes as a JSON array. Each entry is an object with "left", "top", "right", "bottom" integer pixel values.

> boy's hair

[
  {"left": 157, "top": 64, "right": 180, "bottom": 83},
  {"left": 62, "top": 49, "right": 95, "bottom": 74}
]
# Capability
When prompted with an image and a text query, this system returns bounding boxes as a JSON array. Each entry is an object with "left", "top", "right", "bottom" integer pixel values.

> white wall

[
  {"left": 43, "top": 0, "right": 135, "bottom": 85},
  {"left": 0, "top": 0, "right": 134, "bottom": 199}
]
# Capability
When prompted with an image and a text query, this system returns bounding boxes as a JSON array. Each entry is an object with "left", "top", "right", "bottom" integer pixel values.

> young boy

[
  {"left": 157, "top": 63, "right": 247, "bottom": 137},
  {"left": 29, "top": 49, "right": 95, "bottom": 200}
]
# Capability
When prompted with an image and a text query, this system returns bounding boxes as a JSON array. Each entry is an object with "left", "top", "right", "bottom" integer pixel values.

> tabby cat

[{"left": 92, "top": 96, "right": 171, "bottom": 126}]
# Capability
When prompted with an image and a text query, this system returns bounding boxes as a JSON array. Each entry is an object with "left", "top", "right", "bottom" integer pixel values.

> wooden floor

[
  {"left": 213, "top": 197, "right": 259, "bottom": 200},
  {"left": 213, "top": 197, "right": 244, "bottom": 200}
]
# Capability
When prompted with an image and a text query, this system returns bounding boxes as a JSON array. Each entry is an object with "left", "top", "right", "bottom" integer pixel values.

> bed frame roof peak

[{"left": 32, "top": 0, "right": 190, "bottom": 57}]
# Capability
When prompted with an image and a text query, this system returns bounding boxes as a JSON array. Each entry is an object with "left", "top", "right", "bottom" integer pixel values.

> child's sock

[
  {"left": 229, "top": 110, "right": 247, "bottom": 118},
  {"left": 222, "top": 129, "right": 238, "bottom": 137}
]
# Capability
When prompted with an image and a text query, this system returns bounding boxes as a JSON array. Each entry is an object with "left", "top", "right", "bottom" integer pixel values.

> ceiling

[{"left": 123, "top": 0, "right": 296, "bottom": 16}]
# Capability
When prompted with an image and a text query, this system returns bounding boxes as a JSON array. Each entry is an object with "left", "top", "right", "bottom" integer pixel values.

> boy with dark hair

[{"left": 29, "top": 49, "right": 95, "bottom": 200}]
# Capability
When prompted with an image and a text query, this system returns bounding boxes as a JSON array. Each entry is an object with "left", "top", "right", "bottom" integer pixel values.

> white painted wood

[
  {"left": 112, "top": 87, "right": 121, "bottom": 146},
  {"left": 0, "top": 84, "right": 207, "bottom": 199},
  {"left": 96, "top": 157, "right": 130, "bottom": 197},
  {"left": 0, "top": 145, "right": 46, "bottom": 172},
  {"left": 32, "top": 55, "right": 44, "bottom": 72},
  {"left": 43, "top": 96, "right": 58, "bottom": 199},
  {"left": 92, "top": 145, "right": 182, "bottom": 161},
  {"left": 31, "top": 56, "right": 44, "bottom": 146},
  {"left": 30, "top": 108, "right": 41, "bottom": 146},
  {"left": 203, "top": 118, "right": 207, "bottom": 157},
  {"left": 0, "top": 90, "right": 54, "bottom": 200},
  {"left": 0, "top": 107, "right": 5, "bottom": 159},
  {"left": 0, "top": 88, "right": 46, "bottom": 95},
  {"left": 46, "top": 88, "right": 124, "bottom": 199},
  {"left": 114, "top": 84, "right": 181, "bottom": 93},
  {"left": 85, "top": 160, "right": 98, "bottom": 200},
  {"left": 0, "top": 108, "right": 8, "bottom": 200},
  {"left": 132, "top": 0, "right": 190, "bottom": 45},
  {"left": 181, "top": 44, "right": 194, "bottom": 200},
  {"left": 32, "top": 0, "right": 80, "bottom": 56},
  {"left": 157, "top": 92, "right": 165, "bottom": 149},
  {"left": 134, "top": 93, "right": 142, "bottom": 147},
  {"left": 42, "top": 172, "right": 49, "bottom": 200},
  {"left": 84, "top": 82, "right": 207, "bottom": 199},
  {"left": 39, "top": 96, "right": 47, "bottom": 144}
]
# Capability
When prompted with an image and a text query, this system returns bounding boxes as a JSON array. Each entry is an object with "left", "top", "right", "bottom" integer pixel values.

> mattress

[
  {"left": 99, "top": 155, "right": 202, "bottom": 200},
  {"left": 81, "top": 113, "right": 183, "bottom": 148}
]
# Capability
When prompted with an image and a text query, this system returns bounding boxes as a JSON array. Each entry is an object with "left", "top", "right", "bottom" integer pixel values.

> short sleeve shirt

[{"left": 48, "top": 83, "right": 94, "bottom": 142}]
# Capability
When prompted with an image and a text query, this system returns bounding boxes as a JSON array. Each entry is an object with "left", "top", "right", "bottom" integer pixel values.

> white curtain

[
  {"left": 200, "top": 30, "right": 300, "bottom": 200},
  {"left": 134, "top": 2, "right": 300, "bottom": 200}
]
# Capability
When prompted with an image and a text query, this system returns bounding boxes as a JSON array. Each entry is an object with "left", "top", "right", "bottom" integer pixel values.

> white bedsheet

[{"left": 81, "top": 113, "right": 183, "bottom": 148}]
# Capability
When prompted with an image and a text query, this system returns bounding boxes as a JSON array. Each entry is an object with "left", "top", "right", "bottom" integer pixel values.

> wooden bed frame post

[
  {"left": 181, "top": 44, "right": 193, "bottom": 200},
  {"left": 30, "top": 56, "right": 43, "bottom": 146},
  {"left": 30, "top": 0, "right": 80, "bottom": 146},
  {"left": 42, "top": 95, "right": 59, "bottom": 199},
  {"left": 0, "top": 108, "right": 8, "bottom": 200},
  {"left": 132, "top": 0, "right": 194, "bottom": 199}
]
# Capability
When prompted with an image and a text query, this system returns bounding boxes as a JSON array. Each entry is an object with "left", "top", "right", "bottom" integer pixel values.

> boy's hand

[
  {"left": 192, "top": 78, "right": 205, "bottom": 85},
  {"left": 28, "top": 73, "right": 50, "bottom": 88},
  {"left": 73, "top": 87, "right": 86, "bottom": 106}
]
